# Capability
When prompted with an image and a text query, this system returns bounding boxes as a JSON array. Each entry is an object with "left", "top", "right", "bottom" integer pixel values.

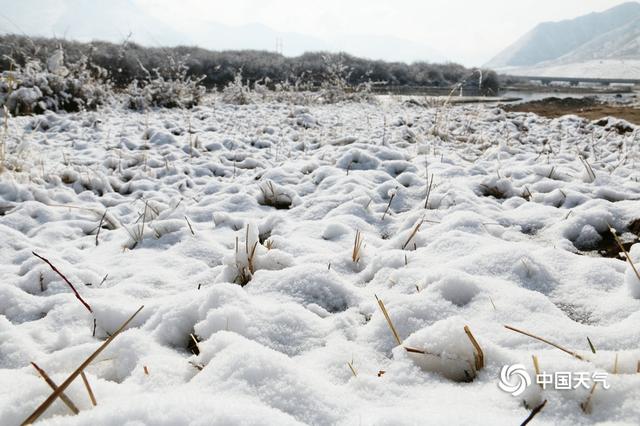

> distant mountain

[
  {"left": 0, "top": 0, "right": 443, "bottom": 63},
  {"left": 555, "top": 16, "right": 640, "bottom": 63},
  {"left": 486, "top": 2, "right": 640, "bottom": 69}
]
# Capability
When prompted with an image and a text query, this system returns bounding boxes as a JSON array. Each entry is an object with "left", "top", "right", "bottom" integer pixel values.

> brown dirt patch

[{"left": 504, "top": 97, "right": 640, "bottom": 125}]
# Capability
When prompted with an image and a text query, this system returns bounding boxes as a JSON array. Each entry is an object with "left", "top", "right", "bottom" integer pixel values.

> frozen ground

[{"left": 1, "top": 96, "right": 640, "bottom": 425}]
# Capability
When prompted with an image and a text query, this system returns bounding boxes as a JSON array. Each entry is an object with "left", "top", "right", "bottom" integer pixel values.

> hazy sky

[
  {"left": 131, "top": 0, "right": 623, "bottom": 64},
  {"left": 138, "top": 0, "right": 631, "bottom": 64},
  {"left": 0, "top": 0, "right": 634, "bottom": 65}
]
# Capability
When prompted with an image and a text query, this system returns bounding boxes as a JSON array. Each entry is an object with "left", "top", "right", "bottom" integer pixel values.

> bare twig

[
  {"left": 32, "top": 252, "right": 92, "bottom": 313},
  {"left": 521, "top": 399, "right": 547, "bottom": 426}
]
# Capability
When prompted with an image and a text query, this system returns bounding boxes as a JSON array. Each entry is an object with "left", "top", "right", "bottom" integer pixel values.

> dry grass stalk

[
  {"left": 381, "top": 191, "right": 396, "bottom": 221},
  {"left": 259, "top": 181, "right": 292, "bottom": 209},
  {"left": 587, "top": 337, "right": 597, "bottom": 354},
  {"left": 245, "top": 225, "right": 258, "bottom": 274},
  {"left": 0, "top": 106, "right": 8, "bottom": 173},
  {"left": 32, "top": 252, "right": 93, "bottom": 313},
  {"left": 188, "top": 361, "right": 204, "bottom": 371},
  {"left": 125, "top": 201, "right": 150, "bottom": 249},
  {"left": 189, "top": 333, "right": 201, "bottom": 355},
  {"left": 613, "top": 353, "right": 619, "bottom": 374},
  {"left": 504, "top": 325, "right": 585, "bottom": 361},
  {"left": 375, "top": 295, "right": 402, "bottom": 346},
  {"left": 489, "top": 296, "right": 497, "bottom": 311},
  {"left": 521, "top": 399, "right": 547, "bottom": 426},
  {"left": 80, "top": 371, "right": 97, "bottom": 406},
  {"left": 30, "top": 362, "right": 79, "bottom": 415},
  {"left": 532, "top": 355, "right": 542, "bottom": 388},
  {"left": 581, "top": 383, "right": 598, "bottom": 414},
  {"left": 347, "top": 360, "right": 358, "bottom": 377},
  {"left": 352, "top": 230, "right": 364, "bottom": 263},
  {"left": 609, "top": 226, "right": 640, "bottom": 282},
  {"left": 185, "top": 215, "right": 195, "bottom": 236},
  {"left": 233, "top": 226, "right": 260, "bottom": 285},
  {"left": 424, "top": 174, "right": 434, "bottom": 209},
  {"left": 22, "top": 306, "right": 144, "bottom": 425},
  {"left": 401, "top": 219, "right": 424, "bottom": 250},
  {"left": 463, "top": 325, "right": 484, "bottom": 370},
  {"left": 578, "top": 155, "right": 596, "bottom": 182},
  {"left": 95, "top": 210, "right": 107, "bottom": 246}
]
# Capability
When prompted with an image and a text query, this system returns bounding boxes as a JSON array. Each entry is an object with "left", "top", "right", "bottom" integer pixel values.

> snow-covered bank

[{"left": 1, "top": 97, "right": 640, "bottom": 425}]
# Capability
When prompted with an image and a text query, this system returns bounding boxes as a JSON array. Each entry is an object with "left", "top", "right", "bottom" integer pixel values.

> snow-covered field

[
  {"left": 1, "top": 97, "right": 640, "bottom": 425},
  {"left": 497, "top": 60, "right": 640, "bottom": 80}
]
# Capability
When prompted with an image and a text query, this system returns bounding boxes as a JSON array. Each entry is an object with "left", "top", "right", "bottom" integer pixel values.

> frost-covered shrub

[
  {"left": 268, "top": 76, "right": 316, "bottom": 105},
  {"left": 0, "top": 50, "right": 112, "bottom": 115},
  {"left": 126, "top": 56, "right": 205, "bottom": 110},
  {"left": 317, "top": 55, "right": 375, "bottom": 104},
  {"left": 220, "top": 72, "right": 313, "bottom": 105},
  {"left": 220, "top": 72, "right": 253, "bottom": 105},
  {"left": 219, "top": 64, "right": 374, "bottom": 106}
]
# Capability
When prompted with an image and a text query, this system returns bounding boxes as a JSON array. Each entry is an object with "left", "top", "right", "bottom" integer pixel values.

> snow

[
  {"left": 1, "top": 96, "right": 640, "bottom": 425},
  {"left": 497, "top": 59, "right": 640, "bottom": 79}
]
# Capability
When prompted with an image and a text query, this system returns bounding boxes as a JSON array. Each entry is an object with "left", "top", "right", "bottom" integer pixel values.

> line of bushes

[{"left": 0, "top": 34, "right": 499, "bottom": 114}]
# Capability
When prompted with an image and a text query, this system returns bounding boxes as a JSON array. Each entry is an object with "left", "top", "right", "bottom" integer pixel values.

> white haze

[{"left": 0, "top": 0, "right": 631, "bottom": 65}]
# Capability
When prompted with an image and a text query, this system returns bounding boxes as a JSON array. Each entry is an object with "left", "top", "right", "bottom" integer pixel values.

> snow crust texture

[{"left": 1, "top": 98, "right": 640, "bottom": 425}]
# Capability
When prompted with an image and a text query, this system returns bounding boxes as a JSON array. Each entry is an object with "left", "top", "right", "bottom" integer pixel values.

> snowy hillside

[
  {"left": 556, "top": 17, "right": 640, "bottom": 63},
  {"left": 1, "top": 97, "right": 640, "bottom": 425},
  {"left": 487, "top": 2, "right": 640, "bottom": 69},
  {"left": 487, "top": 2, "right": 640, "bottom": 78}
]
